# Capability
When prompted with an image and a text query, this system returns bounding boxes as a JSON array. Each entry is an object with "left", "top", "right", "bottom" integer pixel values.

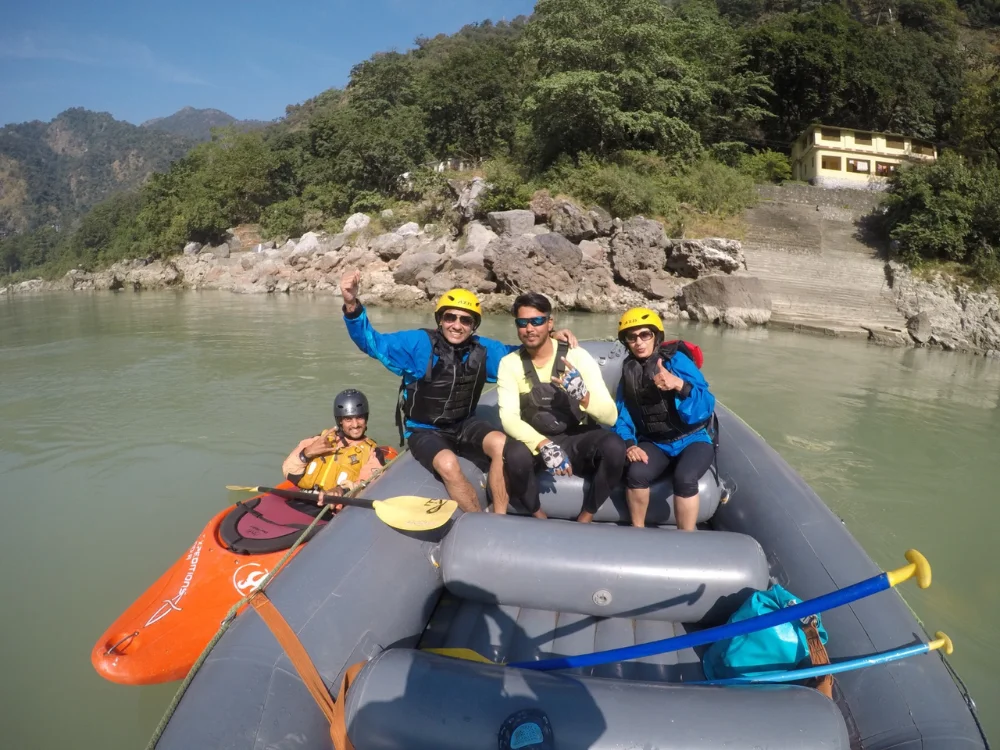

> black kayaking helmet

[{"left": 334, "top": 389, "right": 369, "bottom": 421}]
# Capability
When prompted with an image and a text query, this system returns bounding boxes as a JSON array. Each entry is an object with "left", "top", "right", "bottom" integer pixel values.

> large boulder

[
  {"left": 483, "top": 234, "right": 634, "bottom": 311},
  {"left": 396, "top": 222, "right": 421, "bottom": 237},
  {"left": 425, "top": 269, "right": 497, "bottom": 297},
  {"left": 610, "top": 217, "right": 673, "bottom": 299},
  {"left": 588, "top": 206, "right": 614, "bottom": 237},
  {"left": 343, "top": 213, "right": 371, "bottom": 234},
  {"left": 907, "top": 311, "right": 934, "bottom": 344},
  {"left": 371, "top": 232, "right": 408, "bottom": 260},
  {"left": 206, "top": 243, "right": 230, "bottom": 259},
  {"left": 579, "top": 239, "right": 607, "bottom": 261},
  {"left": 452, "top": 249, "right": 486, "bottom": 270},
  {"left": 393, "top": 252, "right": 446, "bottom": 286},
  {"left": 530, "top": 189, "right": 556, "bottom": 223},
  {"left": 679, "top": 275, "right": 772, "bottom": 328},
  {"left": 550, "top": 200, "right": 596, "bottom": 243},
  {"left": 183, "top": 242, "right": 202, "bottom": 256},
  {"left": 452, "top": 177, "right": 490, "bottom": 221},
  {"left": 665, "top": 238, "right": 745, "bottom": 278},
  {"left": 487, "top": 210, "right": 536, "bottom": 237},
  {"left": 889, "top": 261, "right": 1000, "bottom": 353},
  {"left": 464, "top": 222, "right": 499, "bottom": 254}
]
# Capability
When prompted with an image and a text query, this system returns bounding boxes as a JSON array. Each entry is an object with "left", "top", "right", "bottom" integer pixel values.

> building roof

[{"left": 795, "top": 123, "right": 936, "bottom": 146}]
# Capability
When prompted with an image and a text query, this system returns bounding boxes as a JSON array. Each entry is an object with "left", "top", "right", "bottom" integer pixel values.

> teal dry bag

[{"left": 702, "top": 583, "right": 829, "bottom": 680}]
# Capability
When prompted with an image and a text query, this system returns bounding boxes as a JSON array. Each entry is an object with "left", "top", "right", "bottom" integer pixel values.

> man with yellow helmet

[
  {"left": 339, "top": 270, "right": 578, "bottom": 514},
  {"left": 613, "top": 307, "right": 717, "bottom": 530}
]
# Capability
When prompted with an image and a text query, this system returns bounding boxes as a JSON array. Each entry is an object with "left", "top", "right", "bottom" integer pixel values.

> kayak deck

[{"left": 418, "top": 590, "right": 707, "bottom": 682}]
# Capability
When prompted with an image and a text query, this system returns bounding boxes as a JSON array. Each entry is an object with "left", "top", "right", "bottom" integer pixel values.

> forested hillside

[
  {"left": 0, "top": 109, "right": 193, "bottom": 244},
  {"left": 3, "top": 0, "right": 999, "bottom": 282},
  {"left": 141, "top": 107, "right": 269, "bottom": 142}
]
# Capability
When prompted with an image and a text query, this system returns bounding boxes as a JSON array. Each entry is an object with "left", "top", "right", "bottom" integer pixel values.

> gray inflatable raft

[{"left": 152, "top": 340, "right": 988, "bottom": 750}]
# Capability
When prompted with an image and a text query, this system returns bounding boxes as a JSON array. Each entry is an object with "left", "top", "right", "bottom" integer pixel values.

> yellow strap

[{"left": 250, "top": 592, "right": 366, "bottom": 750}]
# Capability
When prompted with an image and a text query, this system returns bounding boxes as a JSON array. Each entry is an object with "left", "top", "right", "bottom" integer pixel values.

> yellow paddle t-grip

[
  {"left": 928, "top": 631, "right": 954, "bottom": 655},
  {"left": 886, "top": 549, "right": 932, "bottom": 589}
]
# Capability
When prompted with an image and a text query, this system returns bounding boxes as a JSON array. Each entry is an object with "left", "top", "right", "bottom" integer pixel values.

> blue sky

[{"left": 0, "top": 0, "right": 537, "bottom": 127}]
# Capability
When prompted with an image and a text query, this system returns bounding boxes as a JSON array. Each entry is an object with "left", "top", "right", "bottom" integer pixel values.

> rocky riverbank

[{"left": 3, "top": 187, "right": 998, "bottom": 357}]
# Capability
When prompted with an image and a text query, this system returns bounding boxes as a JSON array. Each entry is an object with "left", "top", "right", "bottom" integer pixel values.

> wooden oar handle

[{"left": 257, "top": 486, "right": 376, "bottom": 509}]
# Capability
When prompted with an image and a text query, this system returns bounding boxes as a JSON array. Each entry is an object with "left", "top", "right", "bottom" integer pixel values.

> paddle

[
  {"left": 425, "top": 632, "right": 955, "bottom": 686},
  {"left": 509, "top": 549, "right": 931, "bottom": 671},
  {"left": 424, "top": 550, "right": 932, "bottom": 670},
  {"left": 693, "top": 631, "right": 953, "bottom": 686},
  {"left": 226, "top": 485, "right": 458, "bottom": 532}
]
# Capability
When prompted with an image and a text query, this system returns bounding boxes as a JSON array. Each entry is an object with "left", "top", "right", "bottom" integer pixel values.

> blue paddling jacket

[
  {"left": 613, "top": 347, "right": 716, "bottom": 457},
  {"left": 344, "top": 305, "right": 517, "bottom": 441}
]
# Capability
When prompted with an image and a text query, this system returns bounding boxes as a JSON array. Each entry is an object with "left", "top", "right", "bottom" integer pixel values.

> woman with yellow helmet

[
  {"left": 612, "top": 307, "right": 717, "bottom": 530},
  {"left": 339, "top": 269, "right": 578, "bottom": 515}
]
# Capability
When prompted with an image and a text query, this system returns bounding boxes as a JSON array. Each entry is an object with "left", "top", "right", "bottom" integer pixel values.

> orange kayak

[{"left": 91, "top": 481, "right": 330, "bottom": 685}]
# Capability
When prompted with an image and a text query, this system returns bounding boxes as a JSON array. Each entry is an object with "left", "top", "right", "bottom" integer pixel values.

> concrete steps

[{"left": 740, "top": 191, "right": 906, "bottom": 330}]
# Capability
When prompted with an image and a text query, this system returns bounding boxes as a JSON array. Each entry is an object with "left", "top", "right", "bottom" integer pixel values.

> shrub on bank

[{"left": 879, "top": 152, "right": 1000, "bottom": 284}]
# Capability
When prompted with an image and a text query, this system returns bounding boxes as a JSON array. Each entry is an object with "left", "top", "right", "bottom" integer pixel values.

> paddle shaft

[
  {"left": 251, "top": 485, "right": 377, "bottom": 510},
  {"left": 695, "top": 641, "right": 934, "bottom": 685},
  {"left": 510, "top": 572, "right": 891, "bottom": 671}
]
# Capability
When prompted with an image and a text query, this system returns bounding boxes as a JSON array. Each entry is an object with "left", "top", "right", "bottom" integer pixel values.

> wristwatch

[{"left": 299, "top": 449, "right": 310, "bottom": 464}]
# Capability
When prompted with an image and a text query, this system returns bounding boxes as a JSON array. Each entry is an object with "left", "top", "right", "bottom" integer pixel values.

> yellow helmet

[
  {"left": 618, "top": 307, "right": 664, "bottom": 341},
  {"left": 435, "top": 288, "right": 482, "bottom": 327}
]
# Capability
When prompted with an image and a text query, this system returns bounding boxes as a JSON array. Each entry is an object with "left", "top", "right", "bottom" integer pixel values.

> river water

[{"left": 0, "top": 291, "right": 996, "bottom": 748}]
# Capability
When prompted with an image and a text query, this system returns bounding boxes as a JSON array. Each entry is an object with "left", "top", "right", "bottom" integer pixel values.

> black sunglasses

[
  {"left": 515, "top": 315, "right": 550, "bottom": 329},
  {"left": 625, "top": 329, "right": 655, "bottom": 343},
  {"left": 441, "top": 312, "right": 476, "bottom": 326}
]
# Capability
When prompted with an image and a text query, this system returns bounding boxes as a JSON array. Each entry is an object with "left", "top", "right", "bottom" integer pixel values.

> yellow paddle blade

[
  {"left": 372, "top": 496, "right": 458, "bottom": 531},
  {"left": 422, "top": 647, "right": 501, "bottom": 664}
]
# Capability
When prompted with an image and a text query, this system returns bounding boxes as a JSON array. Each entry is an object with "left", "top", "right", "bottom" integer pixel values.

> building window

[
  {"left": 912, "top": 141, "right": 935, "bottom": 156},
  {"left": 821, "top": 155, "right": 842, "bottom": 171},
  {"left": 821, "top": 128, "right": 841, "bottom": 142},
  {"left": 846, "top": 158, "right": 870, "bottom": 174},
  {"left": 854, "top": 132, "right": 873, "bottom": 145},
  {"left": 876, "top": 162, "right": 897, "bottom": 176},
  {"left": 885, "top": 136, "right": 905, "bottom": 150}
]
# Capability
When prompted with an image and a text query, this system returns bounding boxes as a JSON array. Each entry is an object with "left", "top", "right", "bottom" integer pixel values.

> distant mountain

[
  {"left": 141, "top": 106, "right": 269, "bottom": 142},
  {"left": 0, "top": 108, "right": 194, "bottom": 240}
]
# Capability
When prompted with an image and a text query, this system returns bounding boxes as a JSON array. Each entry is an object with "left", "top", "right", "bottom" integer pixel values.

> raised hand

[
  {"left": 653, "top": 358, "right": 684, "bottom": 392},
  {"left": 340, "top": 269, "right": 361, "bottom": 311},
  {"left": 302, "top": 428, "right": 338, "bottom": 460},
  {"left": 551, "top": 357, "right": 589, "bottom": 405}
]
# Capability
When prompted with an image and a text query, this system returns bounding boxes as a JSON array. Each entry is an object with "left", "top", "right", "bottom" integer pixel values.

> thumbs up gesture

[{"left": 653, "top": 358, "right": 684, "bottom": 392}]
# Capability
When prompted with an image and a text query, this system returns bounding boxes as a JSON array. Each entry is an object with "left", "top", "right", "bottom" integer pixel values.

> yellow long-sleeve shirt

[{"left": 497, "top": 341, "right": 618, "bottom": 454}]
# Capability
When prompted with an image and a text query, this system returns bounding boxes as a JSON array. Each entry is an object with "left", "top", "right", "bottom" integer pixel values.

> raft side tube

[
  {"left": 440, "top": 514, "right": 768, "bottom": 623},
  {"left": 344, "top": 648, "right": 851, "bottom": 750}
]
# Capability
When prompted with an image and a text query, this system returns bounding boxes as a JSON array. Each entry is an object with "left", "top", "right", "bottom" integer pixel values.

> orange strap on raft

[
  {"left": 249, "top": 592, "right": 365, "bottom": 750},
  {"left": 802, "top": 617, "right": 834, "bottom": 700}
]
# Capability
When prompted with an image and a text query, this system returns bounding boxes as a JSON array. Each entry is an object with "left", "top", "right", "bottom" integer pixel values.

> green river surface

[{"left": 0, "top": 291, "right": 996, "bottom": 749}]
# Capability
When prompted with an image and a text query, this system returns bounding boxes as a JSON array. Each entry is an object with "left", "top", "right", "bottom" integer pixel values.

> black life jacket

[
  {"left": 518, "top": 341, "right": 582, "bottom": 437},
  {"left": 621, "top": 341, "right": 712, "bottom": 443},
  {"left": 395, "top": 328, "right": 488, "bottom": 444}
]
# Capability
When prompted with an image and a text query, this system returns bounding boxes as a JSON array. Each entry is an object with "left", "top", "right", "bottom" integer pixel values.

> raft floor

[{"left": 417, "top": 591, "right": 706, "bottom": 683}]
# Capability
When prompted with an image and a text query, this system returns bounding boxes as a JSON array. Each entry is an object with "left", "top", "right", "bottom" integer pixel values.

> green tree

[
  {"left": 412, "top": 26, "right": 527, "bottom": 159},
  {"left": 521, "top": 0, "right": 707, "bottom": 163}
]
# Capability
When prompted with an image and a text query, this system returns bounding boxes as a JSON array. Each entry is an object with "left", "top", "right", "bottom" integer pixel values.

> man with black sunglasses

[
  {"left": 339, "top": 270, "right": 578, "bottom": 514},
  {"left": 496, "top": 292, "right": 626, "bottom": 522}
]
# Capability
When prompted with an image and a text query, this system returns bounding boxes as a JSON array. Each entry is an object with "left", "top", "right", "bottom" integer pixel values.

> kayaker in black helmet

[
  {"left": 282, "top": 388, "right": 397, "bottom": 506},
  {"left": 339, "top": 269, "right": 578, "bottom": 514},
  {"left": 496, "top": 292, "right": 626, "bottom": 522},
  {"left": 613, "top": 308, "right": 717, "bottom": 530}
]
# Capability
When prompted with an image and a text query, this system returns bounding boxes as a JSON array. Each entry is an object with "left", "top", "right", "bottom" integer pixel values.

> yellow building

[{"left": 791, "top": 124, "right": 937, "bottom": 189}]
